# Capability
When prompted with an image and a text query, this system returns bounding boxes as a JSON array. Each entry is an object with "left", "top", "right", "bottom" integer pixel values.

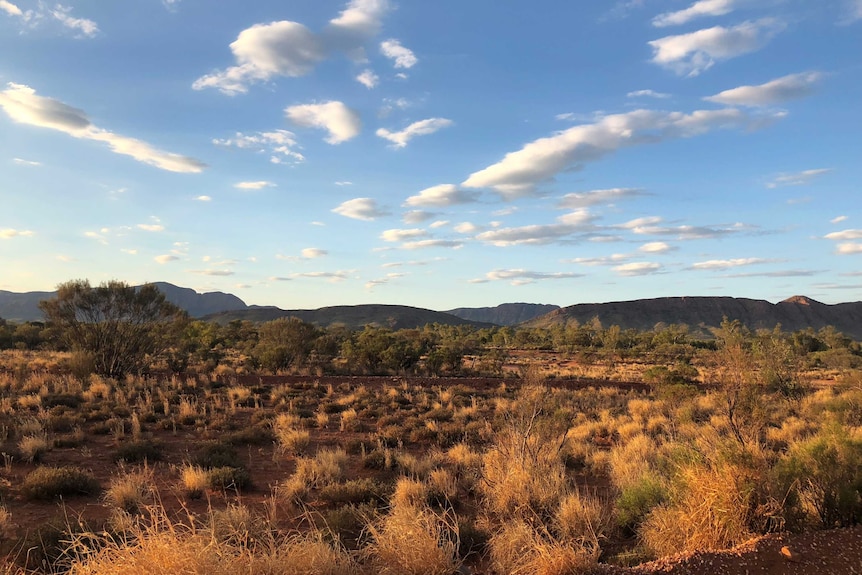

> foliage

[
  {"left": 39, "top": 280, "right": 185, "bottom": 376},
  {"left": 22, "top": 466, "right": 100, "bottom": 500}
]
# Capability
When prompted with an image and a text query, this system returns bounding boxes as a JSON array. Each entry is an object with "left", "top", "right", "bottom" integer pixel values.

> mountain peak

[{"left": 781, "top": 295, "right": 822, "bottom": 306}]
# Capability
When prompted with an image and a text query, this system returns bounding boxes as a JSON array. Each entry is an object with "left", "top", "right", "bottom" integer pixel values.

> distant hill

[
  {"left": 446, "top": 303, "right": 560, "bottom": 326},
  {"left": 0, "top": 282, "right": 248, "bottom": 322},
  {"left": 524, "top": 296, "right": 862, "bottom": 340},
  {"left": 204, "top": 304, "right": 493, "bottom": 330}
]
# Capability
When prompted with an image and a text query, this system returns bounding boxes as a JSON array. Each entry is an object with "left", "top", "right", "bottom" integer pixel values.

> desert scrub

[
  {"left": 17, "top": 433, "right": 50, "bottom": 463},
  {"left": 363, "top": 503, "right": 461, "bottom": 575},
  {"left": 114, "top": 439, "right": 164, "bottom": 463},
  {"left": 489, "top": 520, "right": 597, "bottom": 575},
  {"left": 104, "top": 465, "right": 154, "bottom": 513},
  {"left": 22, "top": 466, "right": 100, "bottom": 500},
  {"left": 180, "top": 464, "right": 210, "bottom": 499},
  {"left": 318, "top": 478, "right": 387, "bottom": 506}
]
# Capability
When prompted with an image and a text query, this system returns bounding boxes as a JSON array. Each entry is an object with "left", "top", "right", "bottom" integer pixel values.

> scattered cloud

[
  {"left": 335, "top": 181, "right": 353, "bottom": 186},
  {"left": 332, "top": 197, "right": 388, "bottom": 220},
  {"left": 567, "top": 254, "right": 631, "bottom": 266},
  {"left": 430, "top": 220, "right": 449, "bottom": 229},
  {"left": 639, "top": 241, "right": 675, "bottom": 254},
  {"left": 154, "top": 254, "right": 179, "bottom": 264},
  {"left": 831, "top": 216, "right": 848, "bottom": 224},
  {"left": 476, "top": 210, "right": 596, "bottom": 246},
  {"left": 192, "top": 0, "right": 391, "bottom": 95},
  {"left": 356, "top": 68, "right": 379, "bottom": 88},
  {"left": 766, "top": 168, "right": 831, "bottom": 188},
  {"left": 376, "top": 118, "right": 453, "bottom": 148},
  {"left": 627, "top": 89, "right": 671, "bottom": 99},
  {"left": 50, "top": 4, "right": 99, "bottom": 37},
  {"left": 840, "top": 0, "right": 862, "bottom": 24},
  {"left": 481, "top": 269, "right": 582, "bottom": 286},
  {"left": 189, "top": 269, "right": 235, "bottom": 276},
  {"left": 380, "top": 39, "right": 417, "bottom": 68},
  {"left": 454, "top": 222, "right": 478, "bottom": 234},
  {"left": 213, "top": 130, "right": 304, "bottom": 164},
  {"left": 825, "top": 229, "right": 862, "bottom": 241},
  {"left": 2, "top": 2, "right": 98, "bottom": 37},
  {"left": 0, "top": 228, "right": 34, "bottom": 239},
  {"left": 301, "top": 248, "right": 328, "bottom": 259},
  {"left": 616, "top": 216, "right": 746, "bottom": 240},
  {"left": 652, "top": 0, "right": 740, "bottom": 28},
  {"left": 195, "top": 195, "right": 212, "bottom": 202},
  {"left": 365, "top": 272, "right": 404, "bottom": 290},
  {"left": 401, "top": 239, "right": 463, "bottom": 250},
  {"left": 12, "top": 157, "right": 41, "bottom": 166},
  {"left": 649, "top": 20, "right": 784, "bottom": 77},
  {"left": 836, "top": 243, "right": 862, "bottom": 255},
  {"left": 463, "top": 108, "right": 776, "bottom": 197},
  {"left": 705, "top": 72, "right": 822, "bottom": 107},
  {"left": 291, "top": 271, "right": 351, "bottom": 282},
  {"left": 691, "top": 257, "right": 770, "bottom": 270},
  {"left": 557, "top": 188, "right": 644, "bottom": 209},
  {"left": 137, "top": 223, "right": 165, "bottom": 232},
  {"left": 380, "top": 228, "right": 427, "bottom": 242},
  {"left": 0, "top": 83, "right": 205, "bottom": 173},
  {"left": 286, "top": 101, "right": 361, "bottom": 144},
  {"left": 0, "top": 1, "right": 22, "bottom": 17},
  {"left": 614, "top": 262, "right": 663, "bottom": 276},
  {"left": 234, "top": 180, "right": 276, "bottom": 190},
  {"left": 724, "top": 269, "right": 819, "bottom": 278},
  {"left": 404, "top": 184, "right": 479, "bottom": 207},
  {"left": 403, "top": 210, "right": 436, "bottom": 224}
]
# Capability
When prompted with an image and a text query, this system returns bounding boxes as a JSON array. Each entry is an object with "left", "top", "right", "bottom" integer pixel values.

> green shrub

[
  {"left": 22, "top": 466, "right": 100, "bottom": 500},
  {"left": 208, "top": 466, "right": 251, "bottom": 491},
  {"left": 319, "top": 478, "right": 387, "bottom": 506},
  {"left": 615, "top": 474, "right": 667, "bottom": 533},
  {"left": 193, "top": 441, "right": 243, "bottom": 469}
]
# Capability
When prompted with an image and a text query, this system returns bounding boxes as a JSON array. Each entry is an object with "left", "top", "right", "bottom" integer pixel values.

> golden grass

[{"left": 489, "top": 520, "right": 596, "bottom": 575}]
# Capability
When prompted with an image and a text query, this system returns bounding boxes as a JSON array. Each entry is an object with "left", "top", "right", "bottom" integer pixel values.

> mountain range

[{"left": 1, "top": 283, "right": 860, "bottom": 339}]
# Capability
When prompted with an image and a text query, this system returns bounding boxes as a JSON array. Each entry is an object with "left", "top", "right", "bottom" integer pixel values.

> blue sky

[{"left": 1, "top": 0, "right": 860, "bottom": 310}]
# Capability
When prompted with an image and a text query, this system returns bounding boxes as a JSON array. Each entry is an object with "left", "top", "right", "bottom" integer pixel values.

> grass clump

[
  {"left": 22, "top": 466, "right": 100, "bottom": 500},
  {"left": 114, "top": 440, "right": 163, "bottom": 463}
]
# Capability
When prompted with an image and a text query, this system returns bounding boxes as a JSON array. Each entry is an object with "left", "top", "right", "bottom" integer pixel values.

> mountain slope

[
  {"left": 446, "top": 303, "right": 560, "bottom": 326},
  {"left": 0, "top": 282, "right": 248, "bottom": 321},
  {"left": 524, "top": 296, "right": 862, "bottom": 339},
  {"left": 204, "top": 304, "right": 492, "bottom": 330}
]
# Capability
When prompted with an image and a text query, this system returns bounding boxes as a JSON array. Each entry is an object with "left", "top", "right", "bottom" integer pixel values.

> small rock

[{"left": 780, "top": 545, "right": 803, "bottom": 563}]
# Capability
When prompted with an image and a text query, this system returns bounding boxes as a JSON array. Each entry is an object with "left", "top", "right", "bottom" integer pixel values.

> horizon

[{"left": 2, "top": 1, "right": 861, "bottom": 310}]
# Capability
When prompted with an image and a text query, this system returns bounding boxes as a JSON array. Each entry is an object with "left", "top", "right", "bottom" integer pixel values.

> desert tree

[{"left": 39, "top": 279, "right": 185, "bottom": 377}]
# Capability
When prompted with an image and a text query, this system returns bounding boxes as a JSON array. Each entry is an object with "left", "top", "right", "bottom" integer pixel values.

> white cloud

[
  {"left": 213, "top": 130, "right": 304, "bottom": 164},
  {"left": 652, "top": 0, "right": 739, "bottom": 28},
  {"left": 332, "top": 197, "right": 388, "bottom": 220},
  {"left": 0, "top": 228, "right": 34, "bottom": 238},
  {"left": 402, "top": 210, "right": 436, "bottom": 224},
  {"left": 639, "top": 241, "right": 675, "bottom": 253},
  {"left": 155, "top": 254, "right": 179, "bottom": 264},
  {"left": 476, "top": 210, "right": 596, "bottom": 247},
  {"left": 430, "top": 220, "right": 449, "bottom": 229},
  {"left": 649, "top": 20, "right": 784, "bottom": 76},
  {"left": 691, "top": 257, "right": 769, "bottom": 270},
  {"left": 291, "top": 271, "right": 351, "bottom": 282},
  {"left": 0, "top": 1, "right": 22, "bottom": 16},
  {"left": 482, "top": 269, "right": 582, "bottom": 285},
  {"left": 13, "top": 157, "right": 41, "bottom": 166},
  {"left": 50, "top": 4, "right": 98, "bottom": 37},
  {"left": 286, "top": 101, "right": 361, "bottom": 144},
  {"left": 195, "top": 195, "right": 212, "bottom": 202},
  {"left": 831, "top": 216, "right": 848, "bottom": 224},
  {"left": 705, "top": 72, "right": 822, "bottom": 107},
  {"left": 841, "top": 0, "right": 862, "bottom": 23},
  {"left": 380, "top": 228, "right": 427, "bottom": 242},
  {"left": 614, "top": 262, "right": 662, "bottom": 276},
  {"left": 463, "top": 108, "right": 769, "bottom": 197},
  {"left": 137, "top": 223, "right": 165, "bottom": 232},
  {"left": 627, "top": 89, "right": 671, "bottom": 99},
  {"left": 193, "top": 0, "right": 390, "bottom": 94},
  {"left": 454, "top": 222, "right": 478, "bottom": 234},
  {"left": 617, "top": 217, "right": 743, "bottom": 240},
  {"left": 557, "top": 188, "right": 644, "bottom": 209},
  {"left": 376, "top": 117, "right": 453, "bottom": 148},
  {"left": 568, "top": 254, "right": 631, "bottom": 266},
  {"left": 0, "top": 83, "right": 205, "bottom": 173},
  {"left": 404, "top": 184, "right": 479, "bottom": 207},
  {"left": 234, "top": 180, "right": 276, "bottom": 190},
  {"left": 836, "top": 243, "right": 862, "bottom": 255},
  {"left": 335, "top": 180, "right": 353, "bottom": 186},
  {"left": 766, "top": 168, "right": 831, "bottom": 188},
  {"left": 401, "top": 239, "right": 463, "bottom": 250},
  {"left": 356, "top": 68, "right": 379, "bottom": 88},
  {"left": 302, "top": 248, "right": 328, "bottom": 258},
  {"left": 189, "top": 269, "right": 235, "bottom": 276},
  {"left": 380, "top": 39, "right": 417, "bottom": 68},
  {"left": 825, "top": 229, "right": 862, "bottom": 241}
]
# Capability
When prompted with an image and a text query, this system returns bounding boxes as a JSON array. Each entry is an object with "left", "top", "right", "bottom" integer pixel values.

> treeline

[{"left": 2, "top": 313, "right": 861, "bottom": 377}]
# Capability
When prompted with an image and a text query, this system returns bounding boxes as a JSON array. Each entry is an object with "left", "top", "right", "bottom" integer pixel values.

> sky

[{"left": 1, "top": 0, "right": 861, "bottom": 311}]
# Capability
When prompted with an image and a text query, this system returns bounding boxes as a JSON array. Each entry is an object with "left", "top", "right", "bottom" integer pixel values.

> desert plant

[
  {"left": 17, "top": 433, "right": 50, "bottom": 463},
  {"left": 104, "top": 465, "right": 154, "bottom": 513},
  {"left": 22, "top": 466, "right": 100, "bottom": 500},
  {"left": 180, "top": 464, "right": 210, "bottom": 499}
]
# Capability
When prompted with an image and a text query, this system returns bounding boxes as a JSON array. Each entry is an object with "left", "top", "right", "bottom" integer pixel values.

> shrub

[
  {"left": 17, "top": 433, "right": 50, "bottom": 463},
  {"left": 22, "top": 466, "right": 100, "bottom": 500},
  {"left": 193, "top": 441, "right": 244, "bottom": 469},
  {"left": 114, "top": 440, "right": 163, "bottom": 463},
  {"left": 489, "top": 520, "right": 596, "bottom": 575},
  {"left": 318, "top": 478, "right": 387, "bottom": 506},
  {"left": 104, "top": 465, "right": 154, "bottom": 513},
  {"left": 615, "top": 473, "right": 667, "bottom": 533},
  {"left": 180, "top": 464, "right": 210, "bottom": 499},
  {"left": 208, "top": 466, "right": 251, "bottom": 492}
]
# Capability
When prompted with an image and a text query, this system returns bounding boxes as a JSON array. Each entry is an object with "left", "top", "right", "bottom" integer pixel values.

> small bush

[
  {"left": 22, "top": 466, "right": 100, "bottom": 500},
  {"left": 180, "top": 464, "right": 210, "bottom": 499},
  {"left": 114, "top": 440, "right": 163, "bottom": 463},
  {"left": 319, "top": 478, "right": 387, "bottom": 506},
  {"left": 208, "top": 466, "right": 251, "bottom": 491},
  {"left": 18, "top": 433, "right": 50, "bottom": 463},
  {"left": 193, "top": 441, "right": 244, "bottom": 469},
  {"left": 104, "top": 465, "right": 154, "bottom": 513}
]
